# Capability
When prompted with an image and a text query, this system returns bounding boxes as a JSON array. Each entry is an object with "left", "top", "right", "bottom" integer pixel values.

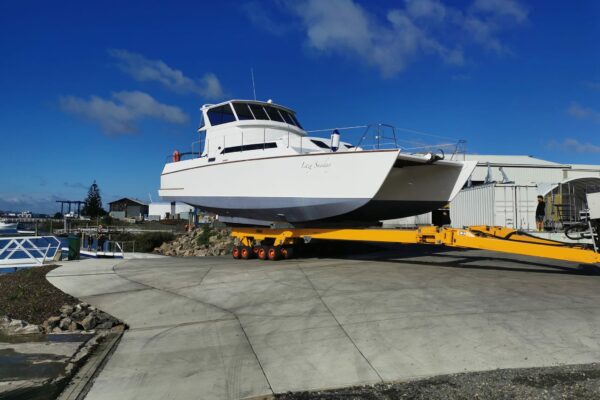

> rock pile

[
  {"left": 40, "top": 303, "right": 127, "bottom": 334},
  {"left": 154, "top": 226, "right": 234, "bottom": 257}
]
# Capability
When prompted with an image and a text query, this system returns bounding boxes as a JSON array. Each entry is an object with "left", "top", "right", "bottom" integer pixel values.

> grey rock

[
  {"left": 59, "top": 317, "right": 72, "bottom": 330},
  {"left": 96, "top": 321, "right": 113, "bottom": 330},
  {"left": 60, "top": 304, "right": 74, "bottom": 315},
  {"left": 71, "top": 310, "right": 85, "bottom": 321},
  {"left": 81, "top": 314, "right": 96, "bottom": 330},
  {"left": 46, "top": 316, "right": 61, "bottom": 328}
]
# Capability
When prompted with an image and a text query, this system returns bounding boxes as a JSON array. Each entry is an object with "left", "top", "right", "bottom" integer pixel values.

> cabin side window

[
  {"left": 207, "top": 104, "right": 236, "bottom": 126},
  {"left": 311, "top": 139, "right": 330, "bottom": 149},
  {"left": 221, "top": 142, "right": 278, "bottom": 154}
]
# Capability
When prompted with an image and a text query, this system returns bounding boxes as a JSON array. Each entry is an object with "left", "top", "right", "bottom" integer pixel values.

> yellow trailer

[{"left": 230, "top": 225, "right": 600, "bottom": 266}]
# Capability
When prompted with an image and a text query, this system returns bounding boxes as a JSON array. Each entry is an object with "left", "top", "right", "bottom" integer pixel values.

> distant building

[
  {"left": 148, "top": 201, "right": 195, "bottom": 220},
  {"left": 384, "top": 154, "right": 600, "bottom": 232},
  {"left": 108, "top": 198, "right": 149, "bottom": 220}
]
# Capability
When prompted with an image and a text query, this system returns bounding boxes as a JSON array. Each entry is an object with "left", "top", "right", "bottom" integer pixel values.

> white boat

[
  {"left": 0, "top": 219, "right": 18, "bottom": 231},
  {"left": 159, "top": 100, "right": 477, "bottom": 226}
]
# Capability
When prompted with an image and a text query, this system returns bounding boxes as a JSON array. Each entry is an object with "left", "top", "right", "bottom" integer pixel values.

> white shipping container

[{"left": 450, "top": 184, "right": 538, "bottom": 231}]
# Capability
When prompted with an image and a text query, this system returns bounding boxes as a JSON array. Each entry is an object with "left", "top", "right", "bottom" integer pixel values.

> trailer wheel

[
  {"left": 281, "top": 247, "right": 294, "bottom": 259},
  {"left": 232, "top": 246, "right": 241, "bottom": 259},
  {"left": 268, "top": 246, "right": 281, "bottom": 261},
  {"left": 257, "top": 246, "right": 268, "bottom": 260},
  {"left": 240, "top": 246, "right": 253, "bottom": 260}
]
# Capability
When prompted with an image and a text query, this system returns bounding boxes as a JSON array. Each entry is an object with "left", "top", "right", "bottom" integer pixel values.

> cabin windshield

[{"left": 230, "top": 102, "right": 303, "bottom": 129}]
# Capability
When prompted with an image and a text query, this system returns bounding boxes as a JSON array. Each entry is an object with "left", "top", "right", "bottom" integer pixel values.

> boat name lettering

[{"left": 301, "top": 161, "right": 331, "bottom": 170}]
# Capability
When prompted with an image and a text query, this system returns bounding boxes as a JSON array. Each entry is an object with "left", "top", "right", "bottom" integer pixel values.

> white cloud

[
  {"left": 108, "top": 49, "right": 224, "bottom": 99},
  {"left": 582, "top": 81, "right": 600, "bottom": 91},
  {"left": 291, "top": 0, "right": 463, "bottom": 77},
  {"left": 263, "top": 0, "right": 527, "bottom": 77},
  {"left": 464, "top": 0, "right": 528, "bottom": 54},
  {"left": 568, "top": 103, "right": 600, "bottom": 123},
  {"left": 243, "top": 1, "right": 292, "bottom": 35},
  {"left": 548, "top": 138, "right": 600, "bottom": 154},
  {"left": 405, "top": 0, "right": 447, "bottom": 21},
  {"left": 60, "top": 90, "right": 189, "bottom": 135},
  {"left": 0, "top": 192, "right": 64, "bottom": 214},
  {"left": 471, "top": 0, "right": 528, "bottom": 22}
]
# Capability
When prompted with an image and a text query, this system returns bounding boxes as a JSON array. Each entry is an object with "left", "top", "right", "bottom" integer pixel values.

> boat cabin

[{"left": 167, "top": 99, "right": 356, "bottom": 164}]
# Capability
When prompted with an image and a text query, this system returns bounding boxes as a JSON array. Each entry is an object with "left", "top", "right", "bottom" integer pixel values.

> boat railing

[
  {"left": 167, "top": 123, "right": 467, "bottom": 161},
  {"left": 0, "top": 236, "right": 61, "bottom": 267},
  {"left": 355, "top": 124, "right": 400, "bottom": 150}
]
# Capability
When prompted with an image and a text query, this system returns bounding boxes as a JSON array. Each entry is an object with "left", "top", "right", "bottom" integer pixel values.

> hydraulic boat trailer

[
  {"left": 230, "top": 224, "right": 600, "bottom": 267},
  {"left": 231, "top": 192, "right": 600, "bottom": 266}
]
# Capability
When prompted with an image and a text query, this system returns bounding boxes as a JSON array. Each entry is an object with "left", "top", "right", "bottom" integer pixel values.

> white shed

[{"left": 148, "top": 202, "right": 194, "bottom": 220}]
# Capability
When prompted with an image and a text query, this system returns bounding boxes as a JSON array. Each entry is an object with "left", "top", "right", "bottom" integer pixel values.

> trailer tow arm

[{"left": 231, "top": 225, "right": 600, "bottom": 265}]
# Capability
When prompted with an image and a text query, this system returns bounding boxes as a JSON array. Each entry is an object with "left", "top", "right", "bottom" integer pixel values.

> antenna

[{"left": 251, "top": 68, "right": 257, "bottom": 100}]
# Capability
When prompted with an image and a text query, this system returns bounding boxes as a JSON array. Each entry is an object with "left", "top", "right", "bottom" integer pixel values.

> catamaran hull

[{"left": 159, "top": 150, "right": 476, "bottom": 225}]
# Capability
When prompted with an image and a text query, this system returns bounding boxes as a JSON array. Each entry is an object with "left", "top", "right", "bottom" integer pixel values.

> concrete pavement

[{"left": 47, "top": 246, "right": 600, "bottom": 399}]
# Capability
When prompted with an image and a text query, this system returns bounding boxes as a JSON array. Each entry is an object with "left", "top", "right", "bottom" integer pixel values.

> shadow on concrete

[{"left": 299, "top": 241, "right": 600, "bottom": 276}]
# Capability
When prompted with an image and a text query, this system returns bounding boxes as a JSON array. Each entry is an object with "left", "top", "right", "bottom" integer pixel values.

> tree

[
  {"left": 82, "top": 181, "right": 106, "bottom": 218},
  {"left": 53, "top": 212, "right": 63, "bottom": 219}
]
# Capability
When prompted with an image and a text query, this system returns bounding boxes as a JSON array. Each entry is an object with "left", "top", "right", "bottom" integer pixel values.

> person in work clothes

[{"left": 536, "top": 195, "right": 546, "bottom": 231}]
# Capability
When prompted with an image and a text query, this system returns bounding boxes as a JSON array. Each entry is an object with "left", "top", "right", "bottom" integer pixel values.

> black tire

[
  {"left": 232, "top": 246, "right": 242, "bottom": 259},
  {"left": 267, "top": 246, "right": 281, "bottom": 261},
  {"left": 281, "top": 247, "right": 294, "bottom": 259},
  {"left": 257, "top": 246, "right": 269, "bottom": 260},
  {"left": 240, "top": 246, "right": 253, "bottom": 260}
]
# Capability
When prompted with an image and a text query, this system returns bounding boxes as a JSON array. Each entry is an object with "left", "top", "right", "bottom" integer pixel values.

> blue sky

[{"left": 1, "top": 0, "right": 599, "bottom": 213}]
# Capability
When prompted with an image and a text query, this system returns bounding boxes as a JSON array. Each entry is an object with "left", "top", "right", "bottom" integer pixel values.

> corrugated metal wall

[{"left": 450, "top": 184, "right": 538, "bottom": 230}]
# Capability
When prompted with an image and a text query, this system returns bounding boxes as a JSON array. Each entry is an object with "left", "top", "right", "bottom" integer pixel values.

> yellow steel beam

[{"left": 230, "top": 226, "right": 600, "bottom": 265}]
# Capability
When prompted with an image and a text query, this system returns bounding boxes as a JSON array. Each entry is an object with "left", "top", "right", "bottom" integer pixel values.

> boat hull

[{"left": 159, "top": 150, "right": 476, "bottom": 225}]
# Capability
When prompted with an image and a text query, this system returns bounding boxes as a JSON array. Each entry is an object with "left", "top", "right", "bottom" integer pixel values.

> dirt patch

[
  {"left": 0, "top": 266, "right": 77, "bottom": 325},
  {"left": 276, "top": 363, "right": 600, "bottom": 399}
]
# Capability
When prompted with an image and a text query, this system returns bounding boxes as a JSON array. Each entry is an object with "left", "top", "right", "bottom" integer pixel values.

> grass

[{"left": 0, "top": 265, "right": 78, "bottom": 324}]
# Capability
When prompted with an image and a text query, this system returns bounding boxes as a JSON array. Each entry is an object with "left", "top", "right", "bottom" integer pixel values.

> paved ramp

[{"left": 47, "top": 249, "right": 600, "bottom": 399}]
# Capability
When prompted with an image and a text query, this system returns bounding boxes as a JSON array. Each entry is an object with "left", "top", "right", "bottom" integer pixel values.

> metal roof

[
  {"left": 539, "top": 176, "right": 600, "bottom": 197},
  {"left": 570, "top": 164, "right": 600, "bottom": 171},
  {"left": 463, "top": 154, "right": 567, "bottom": 167},
  {"left": 108, "top": 197, "right": 148, "bottom": 206}
]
